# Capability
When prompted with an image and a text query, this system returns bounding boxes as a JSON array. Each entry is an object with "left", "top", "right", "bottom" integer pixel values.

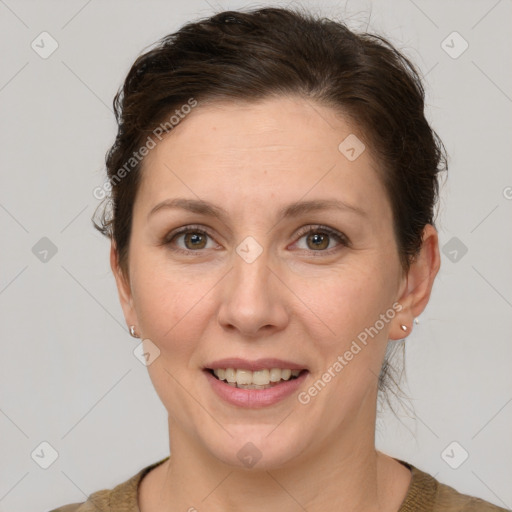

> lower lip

[{"left": 204, "top": 370, "right": 308, "bottom": 408}]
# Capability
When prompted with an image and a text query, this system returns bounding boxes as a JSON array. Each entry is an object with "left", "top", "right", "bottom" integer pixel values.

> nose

[{"left": 217, "top": 246, "right": 289, "bottom": 338}]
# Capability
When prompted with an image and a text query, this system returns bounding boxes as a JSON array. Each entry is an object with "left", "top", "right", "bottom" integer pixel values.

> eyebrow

[{"left": 147, "top": 197, "right": 367, "bottom": 221}]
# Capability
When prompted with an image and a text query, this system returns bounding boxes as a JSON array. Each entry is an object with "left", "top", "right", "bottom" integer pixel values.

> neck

[{"left": 145, "top": 394, "right": 410, "bottom": 512}]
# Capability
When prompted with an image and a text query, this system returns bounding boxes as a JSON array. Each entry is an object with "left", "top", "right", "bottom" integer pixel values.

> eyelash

[{"left": 162, "top": 224, "right": 350, "bottom": 256}]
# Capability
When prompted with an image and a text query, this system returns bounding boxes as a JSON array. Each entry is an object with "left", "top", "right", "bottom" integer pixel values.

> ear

[
  {"left": 389, "top": 224, "right": 441, "bottom": 340},
  {"left": 110, "top": 241, "right": 138, "bottom": 333}
]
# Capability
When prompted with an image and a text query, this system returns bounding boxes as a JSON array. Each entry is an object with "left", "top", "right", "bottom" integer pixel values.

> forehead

[
  {"left": 155, "top": 96, "right": 357, "bottom": 155},
  {"left": 137, "top": 96, "right": 390, "bottom": 222}
]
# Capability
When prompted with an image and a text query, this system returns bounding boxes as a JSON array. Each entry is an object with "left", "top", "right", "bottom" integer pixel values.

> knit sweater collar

[{"left": 87, "top": 456, "right": 436, "bottom": 512}]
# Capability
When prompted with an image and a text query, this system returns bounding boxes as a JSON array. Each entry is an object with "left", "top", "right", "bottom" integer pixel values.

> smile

[
  {"left": 203, "top": 368, "right": 309, "bottom": 408},
  {"left": 208, "top": 368, "right": 304, "bottom": 389}
]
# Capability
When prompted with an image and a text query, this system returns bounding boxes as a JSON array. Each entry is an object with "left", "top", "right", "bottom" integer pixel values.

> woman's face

[{"left": 113, "top": 96, "right": 413, "bottom": 469}]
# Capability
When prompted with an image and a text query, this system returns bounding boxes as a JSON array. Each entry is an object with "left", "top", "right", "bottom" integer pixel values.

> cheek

[
  {"left": 129, "top": 261, "right": 220, "bottom": 415},
  {"left": 296, "top": 259, "right": 397, "bottom": 400},
  {"left": 129, "top": 256, "right": 218, "bottom": 361},
  {"left": 292, "top": 260, "right": 394, "bottom": 345}
]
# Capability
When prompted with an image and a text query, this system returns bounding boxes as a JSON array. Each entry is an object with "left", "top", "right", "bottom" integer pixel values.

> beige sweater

[{"left": 48, "top": 456, "right": 509, "bottom": 511}]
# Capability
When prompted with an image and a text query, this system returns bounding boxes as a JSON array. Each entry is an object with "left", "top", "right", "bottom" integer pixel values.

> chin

[{"left": 201, "top": 424, "right": 311, "bottom": 471}]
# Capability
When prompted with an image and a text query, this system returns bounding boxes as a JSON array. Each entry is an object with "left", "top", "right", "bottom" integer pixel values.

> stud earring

[
  {"left": 400, "top": 324, "right": 408, "bottom": 332},
  {"left": 129, "top": 325, "right": 140, "bottom": 338}
]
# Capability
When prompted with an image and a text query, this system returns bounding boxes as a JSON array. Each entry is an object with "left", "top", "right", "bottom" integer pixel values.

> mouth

[{"left": 203, "top": 367, "right": 308, "bottom": 390}]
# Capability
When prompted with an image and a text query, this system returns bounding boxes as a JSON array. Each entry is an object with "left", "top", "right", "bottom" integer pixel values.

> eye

[
  {"left": 161, "top": 224, "right": 350, "bottom": 256},
  {"left": 163, "top": 225, "right": 217, "bottom": 255},
  {"left": 292, "top": 225, "right": 350, "bottom": 254}
]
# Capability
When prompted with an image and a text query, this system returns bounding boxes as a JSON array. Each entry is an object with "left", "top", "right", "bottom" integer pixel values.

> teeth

[
  {"left": 269, "top": 368, "right": 281, "bottom": 382},
  {"left": 212, "top": 367, "right": 302, "bottom": 386},
  {"left": 225, "top": 368, "right": 236, "bottom": 383},
  {"left": 236, "top": 370, "right": 253, "bottom": 386},
  {"left": 253, "top": 369, "right": 270, "bottom": 385}
]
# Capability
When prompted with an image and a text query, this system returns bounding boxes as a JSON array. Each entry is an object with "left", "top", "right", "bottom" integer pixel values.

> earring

[
  {"left": 129, "top": 325, "right": 140, "bottom": 338},
  {"left": 400, "top": 324, "right": 408, "bottom": 332}
]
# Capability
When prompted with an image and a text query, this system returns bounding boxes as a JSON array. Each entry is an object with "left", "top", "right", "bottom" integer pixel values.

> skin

[{"left": 111, "top": 96, "right": 440, "bottom": 511}]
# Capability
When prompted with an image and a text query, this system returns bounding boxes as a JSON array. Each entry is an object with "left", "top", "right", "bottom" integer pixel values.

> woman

[{"left": 50, "top": 6, "right": 508, "bottom": 512}]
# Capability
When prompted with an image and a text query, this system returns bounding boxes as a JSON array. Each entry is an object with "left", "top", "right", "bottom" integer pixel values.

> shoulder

[
  {"left": 47, "top": 504, "right": 85, "bottom": 512},
  {"left": 434, "top": 479, "right": 509, "bottom": 511},
  {"left": 400, "top": 460, "right": 510, "bottom": 511},
  {"left": 47, "top": 489, "right": 110, "bottom": 512},
  {"left": 47, "top": 456, "right": 170, "bottom": 512}
]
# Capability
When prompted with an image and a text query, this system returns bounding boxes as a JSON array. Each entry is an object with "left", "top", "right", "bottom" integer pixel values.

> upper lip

[{"left": 204, "top": 358, "right": 307, "bottom": 372}]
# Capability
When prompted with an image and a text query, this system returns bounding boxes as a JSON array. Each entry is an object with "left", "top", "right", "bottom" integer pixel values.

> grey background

[{"left": 0, "top": 0, "right": 511, "bottom": 510}]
